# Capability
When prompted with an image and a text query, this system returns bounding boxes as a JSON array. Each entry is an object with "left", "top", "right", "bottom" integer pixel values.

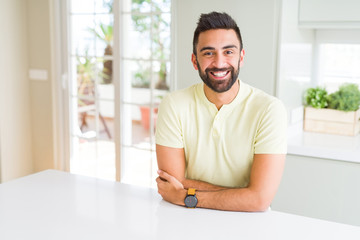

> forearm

[
  {"left": 162, "top": 170, "right": 265, "bottom": 210},
  {"left": 182, "top": 178, "right": 227, "bottom": 191},
  {"left": 157, "top": 173, "right": 272, "bottom": 212},
  {"left": 156, "top": 151, "right": 285, "bottom": 212},
  {"left": 194, "top": 154, "right": 285, "bottom": 212},
  {"left": 182, "top": 178, "right": 269, "bottom": 211},
  {"left": 196, "top": 188, "right": 270, "bottom": 212}
]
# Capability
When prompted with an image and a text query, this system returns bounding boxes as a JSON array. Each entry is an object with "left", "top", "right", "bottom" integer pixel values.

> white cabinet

[
  {"left": 299, "top": 0, "right": 360, "bottom": 28},
  {"left": 272, "top": 154, "right": 360, "bottom": 226}
]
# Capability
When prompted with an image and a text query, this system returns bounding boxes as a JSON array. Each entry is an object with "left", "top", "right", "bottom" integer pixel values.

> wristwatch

[{"left": 184, "top": 188, "right": 198, "bottom": 208}]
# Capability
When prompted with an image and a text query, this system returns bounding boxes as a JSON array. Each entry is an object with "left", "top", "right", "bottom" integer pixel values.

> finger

[
  {"left": 156, "top": 180, "right": 163, "bottom": 194},
  {"left": 159, "top": 170, "right": 185, "bottom": 189},
  {"left": 156, "top": 177, "right": 161, "bottom": 184},
  {"left": 156, "top": 174, "right": 167, "bottom": 183},
  {"left": 159, "top": 177, "right": 167, "bottom": 182},
  {"left": 157, "top": 170, "right": 172, "bottom": 182},
  {"left": 156, "top": 177, "right": 167, "bottom": 189}
]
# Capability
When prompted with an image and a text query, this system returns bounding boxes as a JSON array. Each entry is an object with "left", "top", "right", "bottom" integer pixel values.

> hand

[{"left": 156, "top": 170, "right": 186, "bottom": 206}]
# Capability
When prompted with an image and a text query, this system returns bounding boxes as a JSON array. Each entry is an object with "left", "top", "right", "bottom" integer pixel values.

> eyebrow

[
  {"left": 199, "top": 46, "right": 215, "bottom": 52},
  {"left": 199, "top": 45, "right": 238, "bottom": 52},
  {"left": 223, "top": 45, "right": 238, "bottom": 49}
]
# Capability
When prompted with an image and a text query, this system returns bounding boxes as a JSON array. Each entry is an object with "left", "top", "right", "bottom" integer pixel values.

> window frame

[{"left": 51, "top": 0, "right": 175, "bottom": 185}]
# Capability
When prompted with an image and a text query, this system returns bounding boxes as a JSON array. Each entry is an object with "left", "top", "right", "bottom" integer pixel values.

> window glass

[
  {"left": 121, "top": 0, "right": 171, "bottom": 187},
  {"left": 318, "top": 44, "right": 360, "bottom": 93},
  {"left": 69, "top": 0, "right": 115, "bottom": 181}
]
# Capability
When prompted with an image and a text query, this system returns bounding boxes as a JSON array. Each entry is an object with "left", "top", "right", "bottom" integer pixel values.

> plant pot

[
  {"left": 139, "top": 106, "right": 158, "bottom": 130},
  {"left": 303, "top": 107, "right": 360, "bottom": 136}
]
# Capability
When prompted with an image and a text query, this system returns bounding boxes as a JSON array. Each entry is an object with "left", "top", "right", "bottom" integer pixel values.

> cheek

[
  {"left": 196, "top": 61, "right": 209, "bottom": 72},
  {"left": 236, "top": 55, "right": 243, "bottom": 67},
  {"left": 230, "top": 58, "right": 241, "bottom": 69}
]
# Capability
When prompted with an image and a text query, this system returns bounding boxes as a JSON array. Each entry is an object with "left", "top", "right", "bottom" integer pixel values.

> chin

[{"left": 208, "top": 79, "right": 235, "bottom": 93}]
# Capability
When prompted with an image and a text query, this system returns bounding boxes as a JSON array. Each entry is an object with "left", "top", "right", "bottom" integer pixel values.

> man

[{"left": 155, "top": 12, "right": 287, "bottom": 212}]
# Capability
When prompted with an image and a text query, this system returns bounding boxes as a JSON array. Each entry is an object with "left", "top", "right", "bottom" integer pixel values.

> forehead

[{"left": 197, "top": 29, "right": 240, "bottom": 50}]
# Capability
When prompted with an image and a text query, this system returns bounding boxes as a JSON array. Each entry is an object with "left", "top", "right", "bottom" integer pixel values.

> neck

[{"left": 204, "top": 80, "right": 240, "bottom": 110}]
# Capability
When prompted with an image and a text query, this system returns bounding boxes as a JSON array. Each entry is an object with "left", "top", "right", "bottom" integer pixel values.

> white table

[{"left": 1, "top": 170, "right": 360, "bottom": 240}]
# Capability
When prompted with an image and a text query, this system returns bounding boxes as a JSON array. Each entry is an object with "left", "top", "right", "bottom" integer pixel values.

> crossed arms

[{"left": 156, "top": 144, "right": 286, "bottom": 212}]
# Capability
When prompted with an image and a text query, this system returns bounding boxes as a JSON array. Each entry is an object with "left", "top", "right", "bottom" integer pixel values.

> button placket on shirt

[
  {"left": 212, "top": 105, "right": 233, "bottom": 139},
  {"left": 212, "top": 112, "right": 222, "bottom": 138}
]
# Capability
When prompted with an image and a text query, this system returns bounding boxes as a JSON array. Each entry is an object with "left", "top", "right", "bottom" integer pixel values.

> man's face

[{"left": 192, "top": 29, "right": 244, "bottom": 93}]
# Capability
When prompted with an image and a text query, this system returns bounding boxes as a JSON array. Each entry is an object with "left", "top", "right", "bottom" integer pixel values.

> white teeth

[{"left": 212, "top": 71, "right": 227, "bottom": 77}]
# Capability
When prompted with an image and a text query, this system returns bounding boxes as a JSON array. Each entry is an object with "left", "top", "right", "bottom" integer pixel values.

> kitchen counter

[
  {"left": 287, "top": 123, "right": 360, "bottom": 163},
  {"left": 1, "top": 170, "right": 360, "bottom": 239}
]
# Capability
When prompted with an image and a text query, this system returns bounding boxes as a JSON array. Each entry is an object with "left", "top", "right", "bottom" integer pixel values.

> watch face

[{"left": 184, "top": 195, "right": 198, "bottom": 208}]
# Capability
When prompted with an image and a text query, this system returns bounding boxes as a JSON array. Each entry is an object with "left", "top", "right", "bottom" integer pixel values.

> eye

[
  {"left": 225, "top": 50, "right": 234, "bottom": 55},
  {"left": 203, "top": 51, "right": 214, "bottom": 56}
]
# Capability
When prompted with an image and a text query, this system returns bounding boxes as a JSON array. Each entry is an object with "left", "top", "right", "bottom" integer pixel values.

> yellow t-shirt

[{"left": 155, "top": 80, "right": 287, "bottom": 188}]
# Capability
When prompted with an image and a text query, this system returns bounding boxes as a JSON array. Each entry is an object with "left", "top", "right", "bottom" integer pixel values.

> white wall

[
  {"left": 27, "top": 0, "right": 55, "bottom": 172},
  {"left": 0, "top": 0, "right": 34, "bottom": 182},
  {"left": 0, "top": 0, "right": 55, "bottom": 182},
  {"left": 276, "top": 0, "right": 315, "bottom": 120},
  {"left": 175, "top": 0, "right": 281, "bottom": 95}
]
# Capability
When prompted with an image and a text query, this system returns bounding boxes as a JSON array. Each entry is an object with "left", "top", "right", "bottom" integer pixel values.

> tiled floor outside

[{"left": 71, "top": 115, "right": 158, "bottom": 188}]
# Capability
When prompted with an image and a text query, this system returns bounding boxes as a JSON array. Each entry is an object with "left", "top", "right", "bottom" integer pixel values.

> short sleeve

[
  {"left": 155, "top": 95, "right": 184, "bottom": 148},
  {"left": 254, "top": 99, "right": 287, "bottom": 154}
]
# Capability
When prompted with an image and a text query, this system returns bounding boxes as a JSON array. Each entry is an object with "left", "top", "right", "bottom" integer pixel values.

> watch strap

[{"left": 187, "top": 188, "right": 196, "bottom": 196}]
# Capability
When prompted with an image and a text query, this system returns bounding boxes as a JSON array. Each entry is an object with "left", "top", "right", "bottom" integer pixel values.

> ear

[
  {"left": 191, "top": 53, "right": 198, "bottom": 70},
  {"left": 239, "top": 49, "right": 245, "bottom": 67}
]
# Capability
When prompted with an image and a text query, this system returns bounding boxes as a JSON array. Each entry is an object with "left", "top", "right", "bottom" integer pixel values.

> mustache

[{"left": 205, "top": 67, "right": 234, "bottom": 73}]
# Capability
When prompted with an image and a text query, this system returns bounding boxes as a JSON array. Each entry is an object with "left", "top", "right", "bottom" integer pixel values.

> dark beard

[{"left": 197, "top": 60, "right": 240, "bottom": 93}]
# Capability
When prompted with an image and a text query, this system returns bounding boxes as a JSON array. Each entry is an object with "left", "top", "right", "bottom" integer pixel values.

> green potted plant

[
  {"left": 89, "top": 23, "right": 113, "bottom": 84},
  {"left": 131, "top": 0, "right": 169, "bottom": 90},
  {"left": 303, "top": 83, "right": 360, "bottom": 136},
  {"left": 76, "top": 50, "right": 96, "bottom": 103},
  {"left": 131, "top": 0, "right": 170, "bottom": 130},
  {"left": 304, "top": 87, "right": 328, "bottom": 109},
  {"left": 327, "top": 83, "right": 360, "bottom": 112},
  {"left": 88, "top": 0, "right": 113, "bottom": 84}
]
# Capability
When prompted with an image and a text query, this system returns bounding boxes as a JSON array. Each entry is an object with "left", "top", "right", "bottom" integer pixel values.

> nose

[{"left": 212, "top": 53, "right": 227, "bottom": 69}]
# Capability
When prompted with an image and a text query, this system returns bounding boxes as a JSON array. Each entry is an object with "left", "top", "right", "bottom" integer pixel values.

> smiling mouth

[{"left": 210, "top": 70, "right": 230, "bottom": 79}]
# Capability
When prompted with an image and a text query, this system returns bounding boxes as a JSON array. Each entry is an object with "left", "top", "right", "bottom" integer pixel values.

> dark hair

[{"left": 192, "top": 12, "right": 243, "bottom": 55}]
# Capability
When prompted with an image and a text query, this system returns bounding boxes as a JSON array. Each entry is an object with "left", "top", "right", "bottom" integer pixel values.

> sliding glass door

[
  {"left": 64, "top": 0, "right": 172, "bottom": 186},
  {"left": 120, "top": 0, "right": 171, "bottom": 186}
]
